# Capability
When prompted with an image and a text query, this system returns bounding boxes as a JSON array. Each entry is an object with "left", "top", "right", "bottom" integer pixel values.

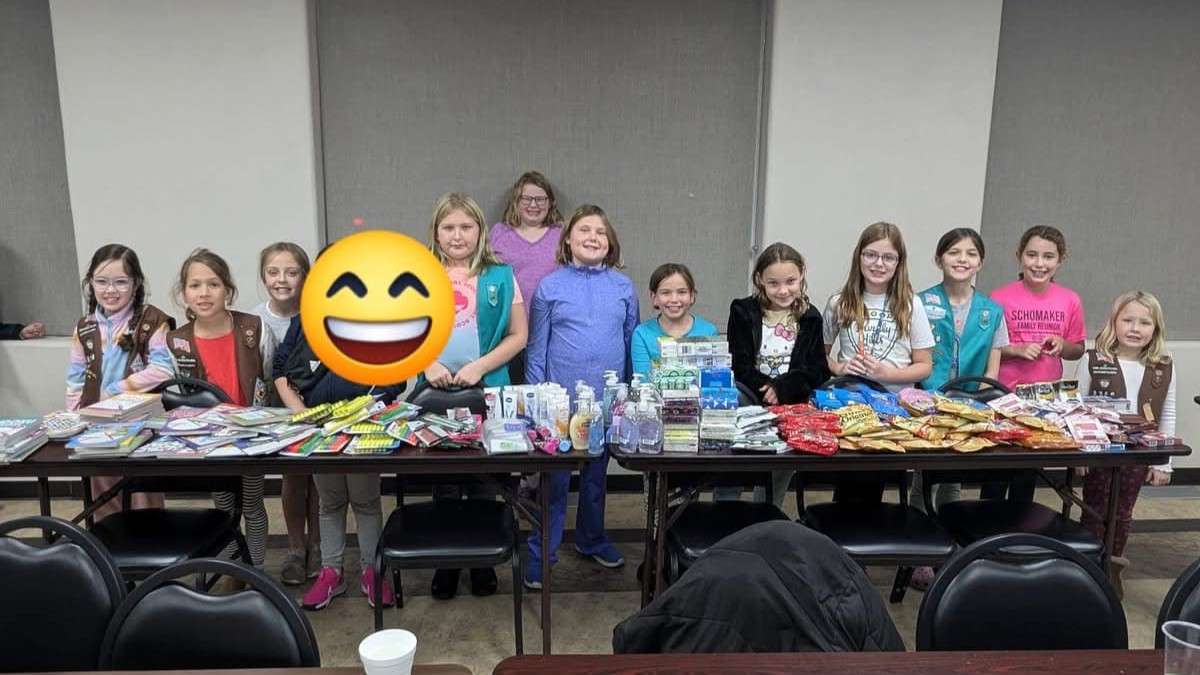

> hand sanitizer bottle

[{"left": 638, "top": 400, "right": 663, "bottom": 454}]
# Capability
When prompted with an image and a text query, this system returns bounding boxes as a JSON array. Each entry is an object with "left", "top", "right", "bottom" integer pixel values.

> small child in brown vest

[{"left": 1077, "top": 290, "right": 1175, "bottom": 597}]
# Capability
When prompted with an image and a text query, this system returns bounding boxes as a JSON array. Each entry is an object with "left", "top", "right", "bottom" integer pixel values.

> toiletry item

[
  {"left": 569, "top": 389, "right": 595, "bottom": 452},
  {"left": 637, "top": 399, "right": 663, "bottom": 454}
]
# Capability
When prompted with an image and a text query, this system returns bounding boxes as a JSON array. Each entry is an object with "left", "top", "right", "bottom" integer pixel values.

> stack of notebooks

[
  {"left": 78, "top": 392, "right": 165, "bottom": 422},
  {"left": 66, "top": 421, "right": 153, "bottom": 459},
  {"left": 661, "top": 390, "right": 700, "bottom": 453},
  {"left": 135, "top": 404, "right": 318, "bottom": 458},
  {"left": 0, "top": 418, "right": 49, "bottom": 464}
]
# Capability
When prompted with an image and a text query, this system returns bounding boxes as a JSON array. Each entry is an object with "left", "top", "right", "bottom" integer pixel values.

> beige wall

[
  {"left": 761, "top": 0, "right": 1003, "bottom": 303},
  {"left": 48, "top": 0, "right": 322, "bottom": 319}
]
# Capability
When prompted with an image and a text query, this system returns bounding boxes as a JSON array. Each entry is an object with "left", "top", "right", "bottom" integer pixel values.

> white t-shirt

[
  {"left": 757, "top": 308, "right": 796, "bottom": 377},
  {"left": 822, "top": 292, "right": 935, "bottom": 391},
  {"left": 1077, "top": 351, "right": 1175, "bottom": 470},
  {"left": 251, "top": 301, "right": 293, "bottom": 347}
]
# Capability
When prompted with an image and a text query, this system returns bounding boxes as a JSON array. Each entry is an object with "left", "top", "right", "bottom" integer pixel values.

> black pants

[{"left": 979, "top": 471, "right": 1037, "bottom": 501}]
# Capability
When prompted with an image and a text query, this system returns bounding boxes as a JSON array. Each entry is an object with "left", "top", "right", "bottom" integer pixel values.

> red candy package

[
  {"left": 984, "top": 419, "right": 1033, "bottom": 443},
  {"left": 777, "top": 412, "right": 842, "bottom": 435},
  {"left": 785, "top": 429, "right": 838, "bottom": 456},
  {"left": 768, "top": 403, "right": 818, "bottom": 415}
]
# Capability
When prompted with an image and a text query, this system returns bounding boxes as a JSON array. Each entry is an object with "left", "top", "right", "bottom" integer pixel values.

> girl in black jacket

[{"left": 728, "top": 242, "right": 830, "bottom": 405}]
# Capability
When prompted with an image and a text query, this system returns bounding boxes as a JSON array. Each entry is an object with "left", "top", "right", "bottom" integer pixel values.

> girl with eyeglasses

[
  {"left": 489, "top": 171, "right": 563, "bottom": 383},
  {"left": 66, "top": 244, "right": 175, "bottom": 519},
  {"left": 907, "top": 227, "right": 1009, "bottom": 590},
  {"left": 823, "top": 222, "right": 934, "bottom": 504}
]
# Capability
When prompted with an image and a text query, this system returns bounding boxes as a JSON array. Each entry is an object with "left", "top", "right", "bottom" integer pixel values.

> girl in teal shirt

[{"left": 630, "top": 263, "right": 718, "bottom": 376}]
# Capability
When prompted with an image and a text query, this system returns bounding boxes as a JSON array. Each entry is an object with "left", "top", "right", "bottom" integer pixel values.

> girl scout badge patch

[
  {"left": 173, "top": 338, "right": 191, "bottom": 353},
  {"left": 244, "top": 329, "right": 256, "bottom": 348},
  {"left": 487, "top": 283, "right": 499, "bottom": 307},
  {"left": 979, "top": 309, "right": 992, "bottom": 328}
]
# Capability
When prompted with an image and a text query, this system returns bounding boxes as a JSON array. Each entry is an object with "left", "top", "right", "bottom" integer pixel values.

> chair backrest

[
  {"left": 0, "top": 516, "right": 125, "bottom": 672},
  {"left": 100, "top": 558, "right": 319, "bottom": 669},
  {"left": 917, "top": 533, "right": 1126, "bottom": 651},
  {"left": 154, "top": 376, "right": 231, "bottom": 411},
  {"left": 1157, "top": 556, "right": 1200, "bottom": 647},
  {"left": 821, "top": 375, "right": 888, "bottom": 392},
  {"left": 410, "top": 384, "right": 486, "bottom": 416},
  {"left": 939, "top": 376, "right": 1010, "bottom": 403}
]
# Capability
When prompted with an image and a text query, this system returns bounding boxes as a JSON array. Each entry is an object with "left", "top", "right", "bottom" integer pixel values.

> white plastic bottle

[
  {"left": 638, "top": 399, "right": 663, "bottom": 454},
  {"left": 618, "top": 397, "right": 641, "bottom": 453}
]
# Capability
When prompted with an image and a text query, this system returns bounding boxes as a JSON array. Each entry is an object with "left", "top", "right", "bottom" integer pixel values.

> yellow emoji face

[{"left": 301, "top": 230, "right": 453, "bottom": 385}]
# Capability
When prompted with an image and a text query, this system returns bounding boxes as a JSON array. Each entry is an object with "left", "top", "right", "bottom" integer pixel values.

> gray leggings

[{"left": 315, "top": 473, "right": 383, "bottom": 571}]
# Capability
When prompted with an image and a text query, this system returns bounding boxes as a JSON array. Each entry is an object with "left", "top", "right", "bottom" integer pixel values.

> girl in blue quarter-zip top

[{"left": 523, "top": 204, "right": 639, "bottom": 588}]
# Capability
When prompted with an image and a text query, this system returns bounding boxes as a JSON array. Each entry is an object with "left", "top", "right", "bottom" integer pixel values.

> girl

[
  {"left": 1078, "top": 291, "right": 1174, "bottom": 597},
  {"left": 630, "top": 263, "right": 718, "bottom": 377},
  {"left": 823, "top": 222, "right": 934, "bottom": 504},
  {"left": 909, "top": 228, "right": 1009, "bottom": 589},
  {"left": 987, "top": 225, "right": 1086, "bottom": 501},
  {"left": 167, "top": 249, "right": 274, "bottom": 575},
  {"left": 489, "top": 171, "right": 564, "bottom": 384},
  {"left": 66, "top": 244, "right": 174, "bottom": 520},
  {"left": 524, "top": 204, "right": 639, "bottom": 588},
  {"left": 423, "top": 192, "right": 527, "bottom": 599},
  {"left": 275, "top": 308, "right": 401, "bottom": 611},
  {"left": 728, "top": 243, "right": 830, "bottom": 506},
  {"left": 253, "top": 242, "right": 320, "bottom": 587}
]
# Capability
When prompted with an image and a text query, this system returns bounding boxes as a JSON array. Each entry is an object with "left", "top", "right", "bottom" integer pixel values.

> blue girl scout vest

[{"left": 920, "top": 284, "right": 1001, "bottom": 391}]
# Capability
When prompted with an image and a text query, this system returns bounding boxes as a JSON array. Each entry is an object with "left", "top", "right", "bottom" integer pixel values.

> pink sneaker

[
  {"left": 361, "top": 567, "right": 396, "bottom": 608},
  {"left": 301, "top": 567, "right": 346, "bottom": 610}
]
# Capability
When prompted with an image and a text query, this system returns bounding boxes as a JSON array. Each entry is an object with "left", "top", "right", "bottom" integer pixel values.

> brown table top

[
  {"left": 0, "top": 441, "right": 594, "bottom": 478},
  {"left": 494, "top": 649, "right": 1162, "bottom": 674},
  {"left": 611, "top": 443, "right": 1190, "bottom": 472},
  {"left": 39, "top": 662, "right": 468, "bottom": 667}
]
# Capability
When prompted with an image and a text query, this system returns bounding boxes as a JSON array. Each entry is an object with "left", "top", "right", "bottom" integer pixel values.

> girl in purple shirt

[{"left": 488, "top": 171, "right": 563, "bottom": 384}]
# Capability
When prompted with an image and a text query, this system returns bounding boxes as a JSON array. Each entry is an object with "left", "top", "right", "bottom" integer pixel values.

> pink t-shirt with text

[{"left": 991, "top": 279, "right": 1087, "bottom": 388}]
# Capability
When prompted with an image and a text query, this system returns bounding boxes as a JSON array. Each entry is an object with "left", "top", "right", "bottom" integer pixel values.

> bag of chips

[
  {"left": 935, "top": 396, "right": 995, "bottom": 422},
  {"left": 865, "top": 389, "right": 910, "bottom": 419},
  {"left": 953, "top": 421, "right": 995, "bottom": 435},
  {"left": 900, "top": 438, "right": 947, "bottom": 451},
  {"left": 832, "top": 387, "right": 869, "bottom": 406},
  {"left": 899, "top": 388, "right": 938, "bottom": 416},
  {"left": 984, "top": 419, "right": 1033, "bottom": 442},
  {"left": 1016, "top": 432, "right": 1080, "bottom": 449},
  {"left": 834, "top": 404, "right": 885, "bottom": 437},
  {"left": 785, "top": 429, "right": 839, "bottom": 456},
  {"left": 856, "top": 438, "right": 906, "bottom": 453},
  {"left": 768, "top": 403, "right": 818, "bottom": 416},
  {"left": 813, "top": 389, "right": 844, "bottom": 410},
  {"left": 928, "top": 414, "right": 968, "bottom": 429},
  {"left": 952, "top": 437, "right": 995, "bottom": 453},
  {"left": 1014, "top": 415, "right": 1061, "bottom": 433},
  {"left": 858, "top": 428, "right": 916, "bottom": 442}
]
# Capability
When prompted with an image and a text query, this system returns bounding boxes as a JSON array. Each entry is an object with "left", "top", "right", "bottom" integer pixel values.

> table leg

[
  {"left": 640, "top": 470, "right": 658, "bottom": 608},
  {"left": 1103, "top": 466, "right": 1121, "bottom": 573},
  {"left": 37, "top": 477, "right": 52, "bottom": 543},
  {"left": 539, "top": 471, "right": 552, "bottom": 655},
  {"left": 652, "top": 472, "right": 668, "bottom": 601},
  {"left": 81, "top": 478, "right": 95, "bottom": 529}
]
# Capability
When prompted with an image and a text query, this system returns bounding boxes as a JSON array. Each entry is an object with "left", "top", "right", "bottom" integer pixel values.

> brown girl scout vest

[
  {"left": 1085, "top": 348, "right": 1172, "bottom": 423},
  {"left": 76, "top": 304, "right": 174, "bottom": 409},
  {"left": 166, "top": 310, "right": 264, "bottom": 405}
]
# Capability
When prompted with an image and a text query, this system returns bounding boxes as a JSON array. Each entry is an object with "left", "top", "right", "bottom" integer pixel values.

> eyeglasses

[
  {"left": 861, "top": 251, "right": 900, "bottom": 266},
  {"left": 517, "top": 196, "right": 549, "bottom": 207},
  {"left": 92, "top": 277, "right": 133, "bottom": 292}
]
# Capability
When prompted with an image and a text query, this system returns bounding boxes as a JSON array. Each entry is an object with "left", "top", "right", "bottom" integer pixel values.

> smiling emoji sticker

[{"left": 301, "top": 230, "right": 453, "bottom": 385}]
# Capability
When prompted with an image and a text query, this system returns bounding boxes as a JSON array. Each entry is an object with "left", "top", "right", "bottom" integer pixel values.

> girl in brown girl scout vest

[
  {"left": 168, "top": 249, "right": 277, "bottom": 572},
  {"left": 1077, "top": 291, "right": 1176, "bottom": 597},
  {"left": 66, "top": 244, "right": 174, "bottom": 520}
]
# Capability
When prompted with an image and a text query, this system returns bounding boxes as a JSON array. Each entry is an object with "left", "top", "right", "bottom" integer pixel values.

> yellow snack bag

[
  {"left": 835, "top": 404, "right": 884, "bottom": 437},
  {"left": 928, "top": 415, "right": 967, "bottom": 429},
  {"left": 856, "top": 438, "right": 906, "bottom": 453},
  {"left": 952, "top": 437, "right": 995, "bottom": 453}
]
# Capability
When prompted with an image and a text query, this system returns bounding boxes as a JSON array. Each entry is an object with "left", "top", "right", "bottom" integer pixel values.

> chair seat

[
  {"left": 936, "top": 499, "right": 1103, "bottom": 556},
  {"left": 378, "top": 500, "right": 513, "bottom": 565},
  {"left": 667, "top": 502, "right": 789, "bottom": 564},
  {"left": 804, "top": 502, "right": 956, "bottom": 562},
  {"left": 91, "top": 508, "right": 237, "bottom": 572}
]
